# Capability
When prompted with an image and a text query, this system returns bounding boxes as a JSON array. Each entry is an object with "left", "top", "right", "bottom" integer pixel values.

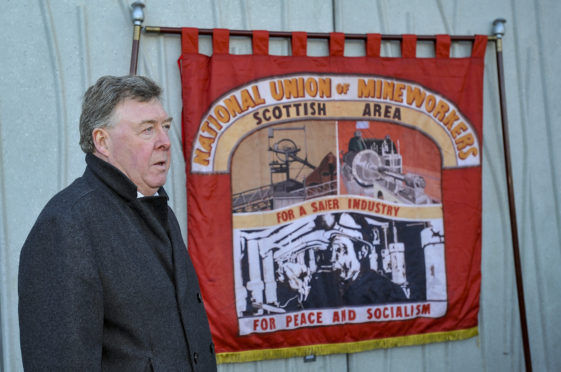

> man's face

[
  {"left": 102, "top": 98, "right": 172, "bottom": 196},
  {"left": 330, "top": 236, "right": 360, "bottom": 281}
]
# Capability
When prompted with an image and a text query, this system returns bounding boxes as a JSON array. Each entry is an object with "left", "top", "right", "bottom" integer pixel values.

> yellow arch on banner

[{"left": 211, "top": 101, "right": 457, "bottom": 172}]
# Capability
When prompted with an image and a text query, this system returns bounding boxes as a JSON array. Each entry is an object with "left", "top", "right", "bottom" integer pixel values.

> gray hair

[{"left": 79, "top": 75, "right": 162, "bottom": 153}]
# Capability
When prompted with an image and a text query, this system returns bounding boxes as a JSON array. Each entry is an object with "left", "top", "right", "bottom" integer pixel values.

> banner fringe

[{"left": 216, "top": 326, "right": 478, "bottom": 364}]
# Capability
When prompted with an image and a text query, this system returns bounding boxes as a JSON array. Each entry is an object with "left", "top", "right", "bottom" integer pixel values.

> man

[
  {"left": 330, "top": 235, "right": 363, "bottom": 282},
  {"left": 18, "top": 75, "right": 217, "bottom": 371},
  {"left": 329, "top": 232, "right": 408, "bottom": 306},
  {"left": 348, "top": 130, "right": 367, "bottom": 153}
]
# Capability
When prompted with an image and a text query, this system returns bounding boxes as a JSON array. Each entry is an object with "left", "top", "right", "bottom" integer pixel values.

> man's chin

[
  {"left": 140, "top": 182, "right": 166, "bottom": 196},
  {"left": 149, "top": 174, "right": 168, "bottom": 187}
]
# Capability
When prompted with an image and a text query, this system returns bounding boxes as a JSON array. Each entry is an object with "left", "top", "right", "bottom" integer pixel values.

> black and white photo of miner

[{"left": 236, "top": 211, "right": 445, "bottom": 317}]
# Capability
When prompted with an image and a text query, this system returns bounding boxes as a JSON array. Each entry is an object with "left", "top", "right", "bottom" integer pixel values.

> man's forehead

[
  {"left": 118, "top": 97, "right": 163, "bottom": 109},
  {"left": 113, "top": 98, "right": 170, "bottom": 123}
]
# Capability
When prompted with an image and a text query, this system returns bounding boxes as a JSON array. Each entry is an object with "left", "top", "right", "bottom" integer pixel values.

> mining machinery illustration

[
  {"left": 232, "top": 127, "right": 337, "bottom": 213},
  {"left": 341, "top": 131, "right": 436, "bottom": 204}
]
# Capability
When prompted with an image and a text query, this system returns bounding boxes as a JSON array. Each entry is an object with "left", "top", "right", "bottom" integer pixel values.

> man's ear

[{"left": 92, "top": 128, "right": 111, "bottom": 158}]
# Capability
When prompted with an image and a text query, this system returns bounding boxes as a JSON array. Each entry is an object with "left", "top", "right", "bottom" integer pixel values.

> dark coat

[{"left": 19, "top": 154, "right": 217, "bottom": 372}]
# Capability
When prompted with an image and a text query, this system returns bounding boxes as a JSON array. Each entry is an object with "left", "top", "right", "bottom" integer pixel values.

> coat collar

[{"left": 85, "top": 153, "right": 168, "bottom": 202}]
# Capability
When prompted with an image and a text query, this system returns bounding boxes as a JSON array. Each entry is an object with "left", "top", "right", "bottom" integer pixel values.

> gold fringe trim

[{"left": 216, "top": 326, "right": 478, "bottom": 364}]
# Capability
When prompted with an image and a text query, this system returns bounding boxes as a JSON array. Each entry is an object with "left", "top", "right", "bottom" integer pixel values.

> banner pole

[
  {"left": 129, "top": 1, "right": 145, "bottom": 75},
  {"left": 492, "top": 18, "right": 533, "bottom": 372},
  {"left": 144, "top": 26, "right": 492, "bottom": 43}
]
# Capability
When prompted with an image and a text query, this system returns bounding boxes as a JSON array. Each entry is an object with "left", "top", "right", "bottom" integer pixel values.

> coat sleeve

[{"left": 18, "top": 208, "right": 104, "bottom": 371}]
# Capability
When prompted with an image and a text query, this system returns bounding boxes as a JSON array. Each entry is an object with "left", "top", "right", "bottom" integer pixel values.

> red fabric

[
  {"left": 180, "top": 29, "right": 486, "bottom": 360},
  {"left": 252, "top": 30, "right": 269, "bottom": 55},
  {"left": 401, "top": 34, "right": 417, "bottom": 57},
  {"left": 330, "top": 32, "right": 345, "bottom": 56},
  {"left": 366, "top": 33, "right": 382, "bottom": 57},
  {"left": 291, "top": 32, "right": 307, "bottom": 56},
  {"left": 436, "top": 35, "right": 451, "bottom": 58},
  {"left": 213, "top": 28, "right": 230, "bottom": 54},
  {"left": 472, "top": 35, "right": 488, "bottom": 57},
  {"left": 181, "top": 28, "right": 198, "bottom": 54}
]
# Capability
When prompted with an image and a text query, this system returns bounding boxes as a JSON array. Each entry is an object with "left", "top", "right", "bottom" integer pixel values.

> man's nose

[{"left": 156, "top": 126, "right": 171, "bottom": 150}]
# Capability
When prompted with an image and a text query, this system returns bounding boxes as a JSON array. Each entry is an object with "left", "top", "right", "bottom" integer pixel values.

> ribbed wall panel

[{"left": 1, "top": 0, "right": 559, "bottom": 371}]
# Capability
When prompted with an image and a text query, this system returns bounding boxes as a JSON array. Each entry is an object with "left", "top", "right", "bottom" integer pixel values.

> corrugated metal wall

[{"left": 1, "top": 0, "right": 559, "bottom": 371}]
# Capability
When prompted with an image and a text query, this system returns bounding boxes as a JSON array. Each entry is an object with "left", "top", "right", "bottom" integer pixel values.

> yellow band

[{"left": 216, "top": 326, "right": 478, "bottom": 364}]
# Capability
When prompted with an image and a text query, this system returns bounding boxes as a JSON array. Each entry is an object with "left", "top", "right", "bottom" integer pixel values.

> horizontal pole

[{"left": 144, "top": 26, "right": 497, "bottom": 41}]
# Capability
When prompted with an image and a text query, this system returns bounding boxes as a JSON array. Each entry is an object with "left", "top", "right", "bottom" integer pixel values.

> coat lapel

[
  {"left": 169, "top": 218, "right": 189, "bottom": 308},
  {"left": 129, "top": 197, "right": 174, "bottom": 281}
]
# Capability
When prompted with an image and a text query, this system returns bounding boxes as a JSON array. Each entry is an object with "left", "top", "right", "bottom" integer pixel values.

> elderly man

[
  {"left": 19, "top": 75, "right": 217, "bottom": 371},
  {"left": 329, "top": 231, "right": 408, "bottom": 306}
]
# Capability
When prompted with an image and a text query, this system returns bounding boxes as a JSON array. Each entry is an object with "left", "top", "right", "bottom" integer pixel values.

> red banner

[{"left": 180, "top": 28, "right": 487, "bottom": 363}]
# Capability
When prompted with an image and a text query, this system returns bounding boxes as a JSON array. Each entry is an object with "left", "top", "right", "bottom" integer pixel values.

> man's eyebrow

[{"left": 138, "top": 117, "right": 173, "bottom": 125}]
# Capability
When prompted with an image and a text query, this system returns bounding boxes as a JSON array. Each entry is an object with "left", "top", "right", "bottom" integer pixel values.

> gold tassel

[{"left": 216, "top": 327, "right": 478, "bottom": 364}]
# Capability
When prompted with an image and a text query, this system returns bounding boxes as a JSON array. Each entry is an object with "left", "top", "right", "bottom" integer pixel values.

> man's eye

[
  {"left": 143, "top": 126, "right": 154, "bottom": 133},
  {"left": 163, "top": 123, "right": 172, "bottom": 131}
]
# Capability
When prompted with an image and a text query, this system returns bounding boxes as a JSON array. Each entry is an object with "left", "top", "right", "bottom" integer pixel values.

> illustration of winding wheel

[
  {"left": 272, "top": 138, "right": 300, "bottom": 162},
  {"left": 351, "top": 149, "right": 382, "bottom": 187}
]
